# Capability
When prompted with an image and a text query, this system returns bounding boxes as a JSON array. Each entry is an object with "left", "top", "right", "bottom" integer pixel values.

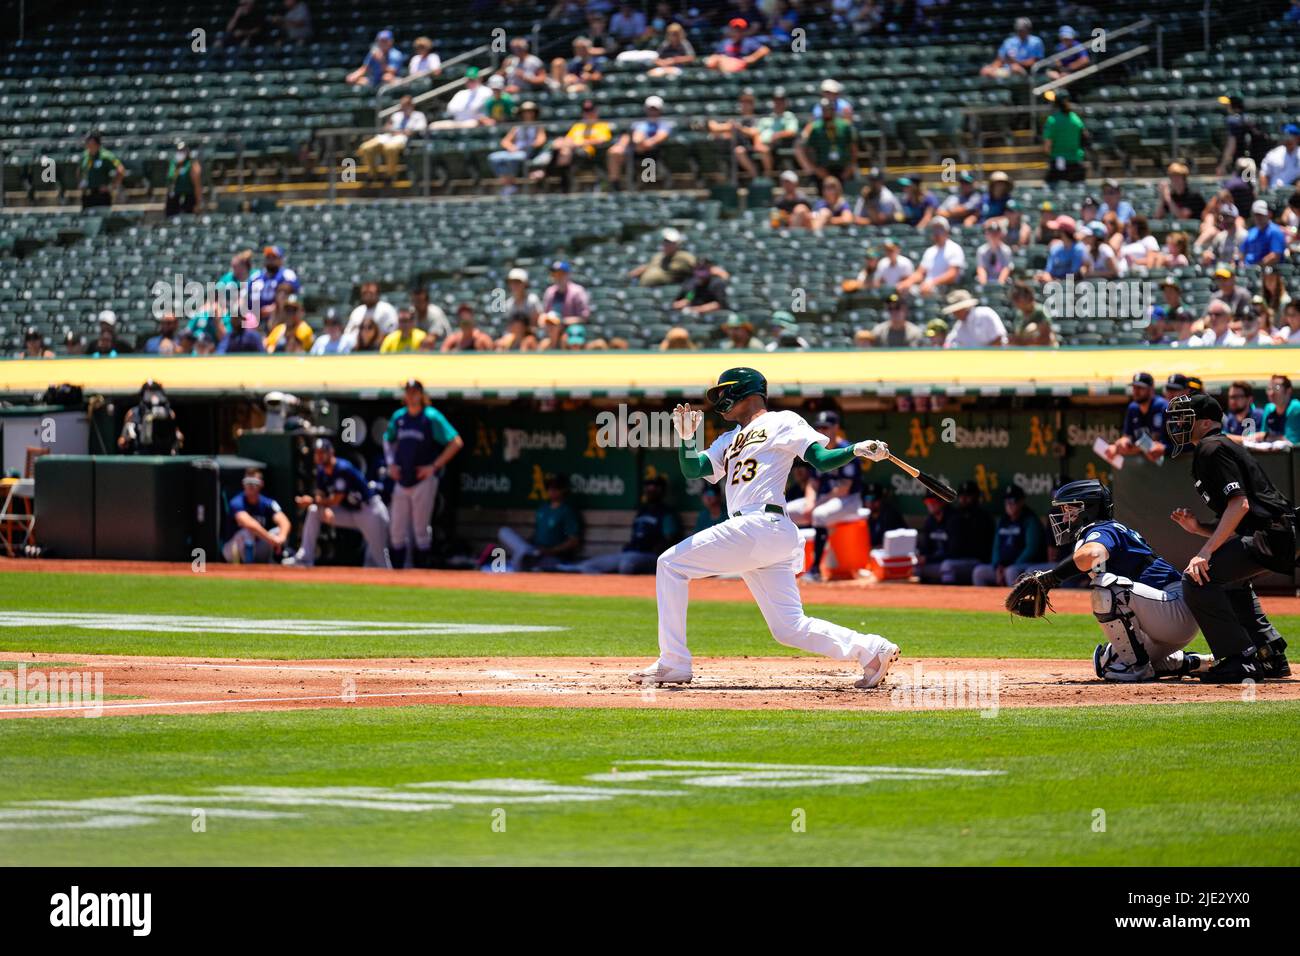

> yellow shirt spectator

[
  {"left": 265, "top": 319, "right": 314, "bottom": 353},
  {"left": 381, "top": 327, "right": 427, "bottom": 352},
  {"left": 564, "top": 119, "right": 612, "bottom": 157}
]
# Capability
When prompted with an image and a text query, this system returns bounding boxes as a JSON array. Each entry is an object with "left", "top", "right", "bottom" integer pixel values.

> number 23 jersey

[{"left": 701, "top": 410, "right": 829, "bottom": 512}]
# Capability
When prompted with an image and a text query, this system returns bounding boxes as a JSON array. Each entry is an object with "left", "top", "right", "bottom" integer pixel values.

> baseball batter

[
  {"left": 284, "top": 438, "right": 392, "bottom": 569},
  {"left": 384, "top": 379, "right": 464, "bottom": 569},
  {"left": 1005, "top": 479, "right": 1211, "bottom": 681},
  {"left": 630, "top": 367, "right": 900, "bottom": 688}
]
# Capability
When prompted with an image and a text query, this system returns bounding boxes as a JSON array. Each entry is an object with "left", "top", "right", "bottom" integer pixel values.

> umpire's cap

[{"left": 706, "top": 367, "right": 767, "bottom": 413}]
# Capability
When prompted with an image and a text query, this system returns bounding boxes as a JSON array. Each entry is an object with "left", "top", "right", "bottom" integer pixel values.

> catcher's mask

[
  {"left": 1165, "top": 392, "right": 1223, "bottom": 458},
  {"left": 1048, "top": 478, "right": 1113, "bottom": 546},
  {"left": 705, "top": 367, "right": 767, "bottom": 414}
]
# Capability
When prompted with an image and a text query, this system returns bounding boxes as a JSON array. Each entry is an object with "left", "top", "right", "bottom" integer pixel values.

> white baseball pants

[
  {"left": 296, "top": 498, "right": 392, "bottom": 569},
  {"left": 389, "top": 473, "right": 439, "bottom": 551},
  {"left": 655, "top": 511, "right": 892, "bottom": 671}
]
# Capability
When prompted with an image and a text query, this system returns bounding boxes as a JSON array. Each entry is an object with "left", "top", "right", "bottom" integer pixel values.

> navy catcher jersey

[
  {"left": 1076, "top": 519, "right": 1179, "bottom": 590},
  {"left": 316, "top": 458, "right": 373, "bottom": 510},
  {"left": 815, "top": 439, "right": 863, "bottom": 496},
  {"left": 384, "top": 406, "right": 460, "bottom": 488}
]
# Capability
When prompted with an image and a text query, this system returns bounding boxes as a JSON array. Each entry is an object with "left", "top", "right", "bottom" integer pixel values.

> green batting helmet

[{"left": 705, "top": 367, "right": 767, "bottom": 413}]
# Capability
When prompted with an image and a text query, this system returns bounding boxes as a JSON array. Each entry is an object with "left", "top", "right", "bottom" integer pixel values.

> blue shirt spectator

[
  {"left": 998, "top": 31, "right": 1044, "bottom": 66},
  {"left": 1044, "top": 237, "right": 1087, "bottom": 278},
  {"left": 1242, "top": 203, "right": 1287, "bottom": 265},
  {"left": 1098, "top": 181, "right": 1135, "bottom": 223}
]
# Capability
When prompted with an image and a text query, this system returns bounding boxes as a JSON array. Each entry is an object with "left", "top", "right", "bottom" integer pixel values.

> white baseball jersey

[{"left": 701, "top": 410, "right": 828, "bottom": 512}]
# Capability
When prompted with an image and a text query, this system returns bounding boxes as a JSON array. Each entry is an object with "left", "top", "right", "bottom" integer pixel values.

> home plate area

[{"left": 3, "top": 654, "right": 1296, "bottom": 717}]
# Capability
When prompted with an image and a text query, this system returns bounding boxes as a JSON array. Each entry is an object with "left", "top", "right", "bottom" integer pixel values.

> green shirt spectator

[
  {"left": 80, "top": 133, "right": 125, "bottom": 209},
  {"left": 483, "top": 92, "right": 517, "bottom": 123},
  {"left": 756, "top": 107, "right": 799, "bottom": 146},
  {"left": 799, "top": 117, "right": 857, "bottom": 178},
  {"left": 1043, "top": 108, "right": 1085, "bottom": 162}
]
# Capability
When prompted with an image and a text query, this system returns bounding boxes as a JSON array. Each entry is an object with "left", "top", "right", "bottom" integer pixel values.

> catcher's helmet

[
  {"left": 705, "top": 367, "right": 767, "bottom": 413},
  {"left": 1048, "top": 479, "right": 1113, "bottom": 545}
]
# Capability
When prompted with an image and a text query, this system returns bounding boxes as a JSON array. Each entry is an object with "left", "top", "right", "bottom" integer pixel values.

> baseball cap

[
  {"left": 1251, "top": 199, "right": 1271, "bottom": 216},
  {"left": 1186, "top": 375, "right": 1205, "bottom": 392},
  {"left": 1048, "top": 214, "right": 1078, "bottom": 232},
  {"left": 820, "top": 78, "right": 843, "bottom": 94},
  {"left": 723, "top": 313, "right": 754, "bottom": 330},
  {"left": 549, "top": 259, "right": 571, "bottom": 273},
  {"left": 644, "top": 94, "right": 665, "bottom": 110},
  {"left": 988, "top": 170, "right": 1011, "bottom": 184},
  {"left": 1087, "top": 220, "right": 1107, "bottom": 238},
  {"left": 958, "top": 171, "right": 976, "bottom": 184},
  {"left": 1150, "top": 306, "right": 1168, "bottom": 321},
  {"left": 1213, "top": 265, "right": 1234, "bottom": 279},
  {"left": 1218, "top": 202, "right": 1239, "bottom": 218},
  {"left": 1059, "top": 25, "right": 1077, "bottom": 38},
  {"left": 929, "top": 215, "right": 951, "bottom": 232},
  {"left": 263, "top": 245, "right": 284, "bottom": 257},
  {"left": 323, "top": 308, "right": 341, "bottom": 325},
  {"left": 376, "top": 30, "right": 394, "bottom": 42},
  {"left": 1285, "top": 123, "right": 1300, "bottom": 137},
  {"left": 957, "top": 479, "right": 980, "bottom": 498},
  {"left": 1102, "top": 178, "right": 1121, "bottom": 190},
  {"left": 314, "top": 437, "right": 334, "bottom": 453},
  {"left": 1002, "top": 483, "right": 1026, "bottom": 501},
  {"left": 1167, "top": 161, "right": 1190, "bottom": 176},
  {"left": 566, "top": 324, "right": 587, "bottom": 345},
  {"left": 728, "top": 17, "right": 748, "bottom": 29},
  {"left": 1081, "top": 194, "right": 1099, "bottom": 208},
  {"left": 772, "top": 86, "right": 788, "bottom": 99},
  {"left": 814, "top": 410, "right": 841, "bottom": 428},
  {"left": 1161, "top": 275, "right": 1181, "bottom": 288},
  {"left": 662, "top": 227, "right": 683, "bottom": 243},
  {"left": 1165, "top": 373, "right": 1191, "bottom": 391},
  {"left": 488, "top": 74, "right": 505, "bottom": 90},
  {"left": 887, "top": 292, "right": 905, "bottom": 308},
  {"left": 1131, "top": 371, "right": 1155, "bottom": 387},
  {"left": 779, "top": 170, "right": 799, "bottom": 183},
  {"left": 97, "top": 309, "right": 117, "bottom": 327},
  {"left": 465, "top": 66, "right": 480, "bottom": 79},
  {"left": 284, "top": 293, "right": 301, "bottom": 309},
  {"left": 241, "top": 472, "right": 264, "bottom": 488},
  {"left": 403, "top": 378, "right": 424, "bottom": 392}
]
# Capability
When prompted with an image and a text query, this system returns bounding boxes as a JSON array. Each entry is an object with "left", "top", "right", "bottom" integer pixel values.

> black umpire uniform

[{"left": 1169, "top": 393, "right": 1295, "bottom": 681}]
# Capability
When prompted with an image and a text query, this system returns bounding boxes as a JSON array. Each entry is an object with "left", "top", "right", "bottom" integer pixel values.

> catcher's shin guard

[{"left": 1091, "top": 574, "right": 1154, "bottom": 681}]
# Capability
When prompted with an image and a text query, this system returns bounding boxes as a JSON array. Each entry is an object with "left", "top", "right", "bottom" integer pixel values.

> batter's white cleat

[
  {"left": 855, "top": 642, "right": 900, "bottom": 689},
  {"left": 628, "top": 661, "right": 693, "bottom": 685}
]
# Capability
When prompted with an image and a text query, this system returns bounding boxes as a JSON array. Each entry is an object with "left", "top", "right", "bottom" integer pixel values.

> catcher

[{"left": 1005, "top": 479, "right": 1211, "bottom": 682}]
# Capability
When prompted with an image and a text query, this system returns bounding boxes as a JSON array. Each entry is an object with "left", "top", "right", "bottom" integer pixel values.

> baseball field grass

[{"left": 1, "top": 570, "right": 1297, "bottom": 866}]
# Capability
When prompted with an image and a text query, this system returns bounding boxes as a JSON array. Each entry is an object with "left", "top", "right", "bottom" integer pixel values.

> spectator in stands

[
  {"left": 811, "top": 176, "right": 854, "bottom": 230},
  {"left": 1156, "top": 230, "right": 1191, "bottom": 269},
  {"left": 497, "top": 314, "right": 539, "bottom": 351},
  {"left": 1116, "top": 214, "right": 1160, "bottom": 273},
  {"left": 811, "top": 79, "right": 852, "bottom": 121},
  {"left": 795, "top": 106, "right": 858, "bottom": 182},
  {"left": 96, "top": 310, "right": 133, "bottom": 354},
  {"left": 1260, "top": 124, "right": 1300, "bottom": 191},
  {"left": 501, "top": 268, "right": 543, "bottom": 331},
  {"left": 872, "top": 239, "right": 914, "bottom": 288},
  {"left": 488, "top": 101, "right": 546, "bottom": 194},
  {"left": 979, "top": 171, "right": 1014, "bottom": 222},
  {"left": 442, "top": 304, "right": 496, "bottom": 351},
  {"left": 1260, "top": 265, "right": 1292, "bottom": 316},
  {"left": 1155, "top": 162, "right": 1205, "bottom": 221},
  {"left": 1035, "top": 215, "right": 1088, "bottom": 281},
  {"left": 379, "top": 307, "right": 426, "bottom": 353},
  {"left": 766, "top": 311, "right": 811, "bottom": 350},
  {"left": 941, "top": 290, "right": 1008, "bottom": 348},
  {"left": 1008, "top": 282, "right": 1058, "bottom": 346},
  {"left": 607, "top": 95, "right": 673, "bottom": 186},
  {"left": 502, "top": 37, "right": 548, "bottom": 94},
  {"left": 770, "top": 170, "right": 814, "bottom": 229},
  {"left": 1157, "top": 276, "right": 1193, "bottom": 325},
  {"left": 853, "top": 168, "right": 902, "bottom": 225},
  {"left": 337, "top": 313, "right": 378, "bottom": 353},
  {"left": 1275, "top": 300, "right": 1300, "bottom": 344},
  {"left": 868, "top": 294, "right": 923, "bottom": 347},
  {"left": 672, "top": 258, "right": 729, "bottom": 315},
  {"left": 980, "top": 17, "right": 1044, "bottom": 78},
  {"left": 79, "top": 132, "right": 125, "bottom": 211},
  {"left": 268, "top": 0, "right": 312, "bottom": 45},
  {"left": 436, "top": 68, "right": 491, "bottom": 127},
  {"left": 163, "top": 142, "right": 203, "bottom": 217},
  {"left": 411, "top": 286, "right": 450, "bottom": 341},
  {"left": 751, "top": 88, "right": 799, "bottom": 177},
  {"left": 219, "top": 312, "right": 268, "bottom": 354},
  {"left": 609, "top": 1, "right": 652, "bottom": 46},
  {"left": 1105, "top": 371, "right": 1167, "bottom": 462},
  {"left": 629, "top": 227, "right": 696, "bottom": 286},
  {"left": 708, "top": 88, "right": 763, "bottom": 180},
  {"left": 1098, "top": 179, "right": 1134, "bottom": 224},
  {"left": 1260, "top": 374, "right": 1300, "bottom": 443},
  {"left": 1044, "top": 25, "right": 1088, "bottom": 80},
  {"left": 696, "top": 483, "right": 727, "bottom": 531},
  {"left": 481, "top": 75, "right": 517, "bottom": 125},
  {"left": 221, "top": 0, "right": 264, "bottom": 48},
  {"left": 497, "top": 473, "right": 582, "bottom": 571},
  {"left": 1216, "top": 93, "right": 1266, "bottom": 177},
  {"left": 358, "top": 95, "right": 427, "bottom": 183},
  {"left": 648, "top": 22, "right": 696, "bottom": 78},
  {"left": 143, "top": 313, "right": 179, "bottom": 354},
  {"left": 1210, "top": 266, "right": 1253, "bottom": 322},
  {"left": 972, "top": 484, "right": 1048, "bottom": 586},
  {"left": 408, "top": 36, "right": 441, "bottom": 77},
  {"left": 998, "top": 197, "right": 1029, "bottom": 247},
  {"left": 938, "top": 172, "right": 984, "bottom": 227},
  {"left": 265, "top": 295, "right": 314, "bottom": 353},
  {"left": 897, "top": 178, "right": 938, "bottom": 229},
  {"left": 1198, "top": 199, "right": 1244, "bottom": 266},
  {"left": 248, "top": 246, "right": 300, "bottom": 321},
  {"left": 553, "top": 36, "right": 605, "bottom": 92},
  {"left": 310, "top": 310, "right": 347, "bottom": 355},
  {"left": 705, "top": 17, "right": 770, "bottom": 72},
  {"left": 720, "top": 314, "right": 763, "bottom": 350},
  {"left": 18, "top": 328, "right": 52, "bottom": 359},
  {"left": 585, "top": 10, "right": 616, "bottom": 56},
  {"left": 347, "top": 30, "right": 403, "bottom": 87},
  {"left": 541, "top": 260, "right": 591, "bottom": 326},
  {"left": 345, "top": 281, "right": 398, "bottom": 340},
  {"left": 896, "top": 217, "right": 966, "bottom": 297},
  {"left": 1042, "top": 93, "right": 1086, "bottom": 186},
  {"left": 1243, "top": 200, "right": 1287, "bottom": 267},
  {"left": 564, "top": 475, "right": 678, "bottom": 574},
  {"left": 1190, "top": 300, "right": 1245, "bottom": 348},
  {"left": 976, "top": 218, "right": 1014, "bottom": 285},
  {"left": 550, "top": 99, "right": 612, "bottom": 191},
  {"left": 223, "top": 469, "right": 291, "bottom": 564},
  {"left": 1222, "top": 380, "right": 1265, "bottom": 442}
]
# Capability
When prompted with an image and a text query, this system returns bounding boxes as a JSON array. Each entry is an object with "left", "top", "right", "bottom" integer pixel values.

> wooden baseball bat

[{"left": 887, "top": 453, "right": 957, "bottom": 502}]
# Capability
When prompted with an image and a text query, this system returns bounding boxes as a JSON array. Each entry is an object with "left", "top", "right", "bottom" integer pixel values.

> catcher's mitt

[{"left": 1004, "top": 571, "right": 1056, "bottom": 618}]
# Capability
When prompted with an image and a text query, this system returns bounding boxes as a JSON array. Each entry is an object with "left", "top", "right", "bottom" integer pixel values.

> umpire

[{"left": 1166, "top": 392, "right": 1295, "bottom": 682}]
